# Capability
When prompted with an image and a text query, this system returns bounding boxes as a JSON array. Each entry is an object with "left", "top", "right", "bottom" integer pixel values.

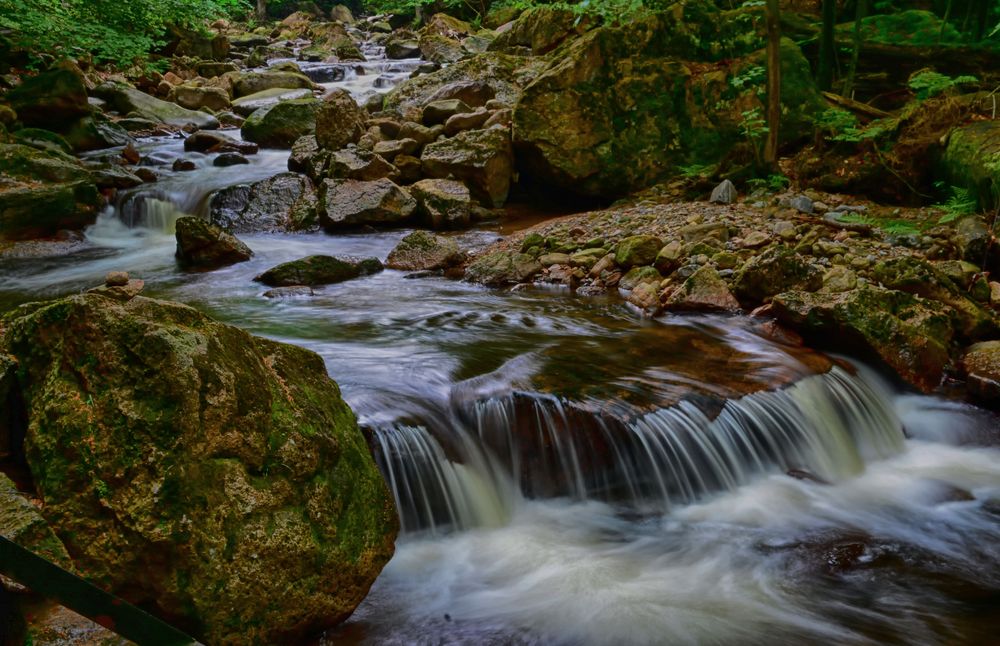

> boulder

[
  {"left": 289, "top": 135, "right": 329, "bottom": 179},
  {"left": 61, "top": 115, "right": 132, "bottom": 152},
  {"left": 195, "top": 61, "right": 238, "bottom": 78},
  {"left": 213, "top": 152, "right": 249, "bottom": 167},
  {"left": 444, "top": 109, "right": 491, "bottom": 136},
  {"left": 92, "top": 83, "right": 220, "bottom": 129},
  {"left": 5, "top": 68, "right": 90, "bottom": 130},
  {"left": 425, "top": 80, "right": 496, "bottom": 109},
  {"left": 614, "top": 235, "right": 663, "bottom": 269},
  {"left": 386, "top": 230, "right": 464, "bottom": 270},
  {"left": 232, "top": 88, "right": 316, "bottom": 117},
  {"left": 242, "top": 98, "right": 320, "bottom": 148},
  {"left": 330, "top": 4, "right": 355, "bottom": 23},
  {"left": 421, "top": 13, "right": 473, "bottom": 39},
  {"left": 0, "top": 293, "right": 397, "bottom": 645},
  {"left": 184, "top": 130, "right": 256, "bottom": 153},
  {"left": 233, "top": 71, "right": 315, "bottom": 98},
  {"left": 0, "top": 472, "right": 75, "bottom": 570},
  {"left": 872, "top": 256, "right": 998, "bottom": 340},
  {"left": 419, "top": 34, "right": 465, "bottom": 65},
  {"left": 254, "top": 254, "right": 383, "bottom": 286},
  {"left": 174, "top": 215, "right": 253, "bottom": 269},
  {"left": 771, "top": 285, "right": 953, "bottom": 393},
  {"left": 940, "top": 121, "right": 1000, "bottom": 210},
  {"left": 0, "top": 144, "right": 101, "bottom": 240},
  {"left": 465, "top": 251, "right": 543, "bottom": 286},
  {"left": 513, "top": 10, "right": 821, "bottom": 199},
  {"left": 386, "top": 38, "right": 421, "bottom": 60},
  {"left": 665, "top": 266, "right": 740, "bottom": 312},
  {"left": 733, "top": 246, "right": 822, "bottom": 304},
  {"left": 488, "top": 6, "right": 584, "bottom": 55},
  {"left": 169, "top": 85, "right": 232, "bottom": 112},
  {"left": 315, "top": 89, "right": 367, "bottom": 150},
  {"left": 420, "top": 127, "right": 513, "bottom": 207},
  {"left": 962, "top": 341, "right": 1000, "bottom": 405},
  {"left": 318, "top": 178, "right": 416, "bottom": 229},
  {"left": 210, "top": 172, "right": 316, "bottom": 233},
  {"left": 619, "top": 266, "right": 662, "bottom": 291},
  {"left": 410, "top": 178, "right": 473, "bottom": 229},
  {"left": 12, "top": 127, "right": 71, "bottom": 154},
  {"left": 710, "top": 179, "right": 737, "bottom": 204},
  {"left": 421, "top": 99, "right": 472, "bottom": 126}
]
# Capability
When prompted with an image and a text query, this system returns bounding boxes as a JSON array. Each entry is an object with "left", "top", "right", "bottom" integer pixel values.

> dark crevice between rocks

[{"left": 0, "top": 365, "right": 30, "bottom": 492}]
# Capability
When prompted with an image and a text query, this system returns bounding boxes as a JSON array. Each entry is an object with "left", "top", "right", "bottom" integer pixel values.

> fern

[
  {"left": 908, "top": 70, "right": 978, "bottom": 100},
  {"left": 934, "top": 185, "right": 978, "bottom": 223}
]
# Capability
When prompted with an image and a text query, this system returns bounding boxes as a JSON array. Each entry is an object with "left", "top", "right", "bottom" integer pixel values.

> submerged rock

[
  {"left": 254, "top": 254, "right": 383, "bottom": 286},
  {"left": 174, "top": 215, "right": 253, "bottom": 269},
  {"left": 386, "top": 230, "right": 464, "bottom": 271},
  {"left": 0, "top": 293, "right": 397, "bottom": 645}
]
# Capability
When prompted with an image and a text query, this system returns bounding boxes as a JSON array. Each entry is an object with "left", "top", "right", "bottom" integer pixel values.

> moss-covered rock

[
  {"left": 0, "top": 293, "right": 397, "bottom": 645},
  {"left": 513, "top": 9, "right": 821, "bottom": 199},
  {"left": 254, "top": 254, "right": 383, "bottom": 286},
  {"left": 62, "top": 115, "right": 132, "bottom": 153},
  {"left": 91, "top": 82, "right": 220, "bottom": 130},
  {"left": 210, "top": 172, "right": 317, "bottom": 233},
  {"left": 232, "top": 71, "right": 315, "bottom": 98},
  {"left": 318, "top": 178, "right": 417, "bottom": 229},
  {"left": 0, "top": 472, "right": 74, "bottom": 571},
  {"left": 5, "top": 68, "right": 90, "bottom": 131},
  {"left": 315, "top": 89, "right": 366, "bottom": 151},
  {"left": 940, "top": 121, "right": 1000, "bottom": 210},
  {"left": 771, "top": 285, "right": 953, "bottom": 393},
  {"left": 232, "top": 87, "right": 315, "bottom": 117},
  {"left": 465, "top": 251, "right": 543, "bottom": 285},
  {"left": 241, "top": 98, "right": 319, "bottom": 148},
  {"left": 665, "top": 266, "right": 740, "bottom": 312},
  {"left": 0, "top": 144, "right": 101, "bottom": 240},
  {"left": 614, "top": 235, "right": 663, "bottom": 269},
  {"left": 12, "top": 127, "right": 72, "bottom": 154},
  {"left": 386, "top": 230, "right": 464, "bottom": 270},
  {"left": 410, "top": 178, "right": 473, "bottom": 229},
  {"left": 488, "top": 6, "right": 585, "bottom": 55},
  {"left": 619, "top": 265, "right": 662, "bottom": 291},
  {"left": 733, "top": 245, "right": 822, "bottom": 304},
  {"left": 962, "top": 340, "right": 1000, "bottom": 406}
]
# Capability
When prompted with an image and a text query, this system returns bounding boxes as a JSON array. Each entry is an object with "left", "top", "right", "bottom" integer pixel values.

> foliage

[
  {"left": 729, "top": 65, "right": 765, "bottom": 92},
  {"left": 833, "top": 212, "right": 922, "bottom": 236},
  {"left": 0, "top": 0, "right": 250, "bottom": 67},
  {"left": 678, "top": 163, "right": 715, "bottom": 179},
  {"left": 933, "top": 183, "right": 978, "bottom": 223},
  {"left": 907, "top": 70, "right": 978, "bottom": 100},
  {"left": 737, "top": 107, "right": 768, "bottom": 167},
  {"left": 814, "top": 108, "right": 896, "bottom": 145},
  {"left": 746, "top": 173, "right": 788, "bottom": 193}
]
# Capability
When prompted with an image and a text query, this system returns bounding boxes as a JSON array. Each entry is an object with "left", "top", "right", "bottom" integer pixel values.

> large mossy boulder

[
  {"left": 92, "top": 83, "right": 220, "bottom": 129},
  {"left": 513, "top": 6, "right": 821, "bottom": 199},
  {"left": 232, "top": 87, "right": 315, "bottom": 117},
  {"left": 5, "top": 68, "right": 90, "bottom": 130},
  {"left": 386, "top": 230, "right": 463, "bottom": 270},
  {"left": 465, "top": 250, "right": 543, "bottom": 286},
  {"left": 241, "top": 98, "right": 320, "bottom": 148},
  {"left": 771, "top": 285, "right": 954, "bottom": 393},
  {"left": 315, "top": 89, "right": 366, "bottom": 151},
  {"left": 0, "top": 472, "right": 74, "bottom": 571},
  {"left": 488, "top": 6, "right": 585, "bottom": 55},
  {"left": 0, "top": 293, "right": 398, "bottom": 645},
  {"left": 733, "top": 245, "right": 823, "bottom": 304},
  {"left": 233, "top": 71, "right": 315, "bottom": 98},
  {"left": 0, "top": 144, "right": 101, "bottom": 240},
  {"left": 420, "top": 127, "right": 513, "bottom": 207},
  {"left": 940, "top": 121, "right": 1000, "bottom": 210}
]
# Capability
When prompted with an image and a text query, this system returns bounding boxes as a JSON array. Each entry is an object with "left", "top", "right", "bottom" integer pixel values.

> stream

[{"left": 2, "top": 41, "right": 1000, "bottom": 646}]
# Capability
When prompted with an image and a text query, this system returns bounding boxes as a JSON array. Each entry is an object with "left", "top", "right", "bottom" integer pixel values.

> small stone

[
  {"left": 709, "top": 179, "right": 737, "bottom": 204},
  {"left": 105, "top": 271, "right": 129, "bottom": 287},
  {"left": 788, "top": 195, "right": 813, "bottom": 214},
  {"left": 539, "top": 252, "right": 571, "bottom": 266},
  {"left": 990, "top": 281, "right": 1000, "bottom": 305},
  {"left": 742, "top": 231, "right": 769, "bottom": 248},
  {"left": 813, "top": 201, "right": 830, "bottom": 213},
  {"left": 773, "top": 220, "right": 796, "bottom": 240},
  {"left": 213, "top": 152, "right": 250, "bottom": 167},
  {"left": 122, "top": 142, "right": 141, "bottom": 165},
  {"left": 173, "top": 159, "right": 197, "bottom": 172}
]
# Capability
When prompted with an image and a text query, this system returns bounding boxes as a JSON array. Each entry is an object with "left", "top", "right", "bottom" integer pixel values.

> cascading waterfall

[{"left": 372, "top": 365, "right": 906, "bottom": 534}]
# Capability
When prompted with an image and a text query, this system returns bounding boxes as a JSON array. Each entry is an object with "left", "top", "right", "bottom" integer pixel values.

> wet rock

[
  {"left": 63, "top": 115, "right": 132, "bottom": 153},
  {"left": 328, "top": 148, "right": 398, "bottom": 181},
  {"left": 12, "top": 127, "right": 71, "bottom": 154},
  {"left": 231, "top": 87, "right": 315, "bottom": 117},
  {"left": 386, "top": 230, "right": 464, "bottom": 270},
  {"left": 873, "top": 256, "right": 998, "bottom": 340},
  {"left": 105, "top": 271, "right": 130, "bottom": 287},
  {"left": 184, "top": 130, "right": 257, "bottom": 154},
  {"left": 92, "top": 82, "right": 220, "bottom": 129},
  {"left": 962, "top": 341, "right": 1000, "bottom": 405},
  {"left": 665, "top": 266, "right": 740, "bottom": 312},
  {"left": 172, "top": 158, "right": 196, "bottom": 171},
  {"left": 210, "top": 172, "right": 316, "bottom": 233},
  {"left": 386, "top": 38, "right": 421, "bottom": 59},
  {"left": 232, "top": 71, "right": 314, "bottom": 98},
  {"left": 169, "top": 85, "right": 231, "bottom": 112},
  {"left": 242, "top": 98, "right": 320, "bottom": 148},
  {"left": 733, "top": 246, "right": 822, "bottom": 305},
  {"left": 465, "top": 251, "right": 543, "bottom": 286},
  {"left": 263, "top": 286, "right": 315, "bottom": 298},
  {"left": 254, "top": 254, "right": 383, "bottom": 286},
  {"left": 174, "top": 215, "right": 253, "bottom": 268},
  {"left": 627, "top": 281, "right": 660, "bottom": 311},
  {"left": 771, "top": 285, "right": 953, "bottom": 393},
  {"left": 195, "top": 61, "right": 238, "bottom": 78},
  {"left": 213, "top": 152, "right": 249, "bottom": 167},
  {"left": 318, "top": 178, "right": 416, "bottom": 229},
  {"left": 709, "top": 179, "right": 737, "bottom": 204},
  {"left": 316, "top": 89, "right": 367, "bottom": 150},
  {"left": 88, "top": 163, "right": 144, "bottom": 189},
  {"left": 410, "top": 178, "right": 472, "bottom": 228},
  {"left": 0, "top": 293, "right": 397, "bottom": 645},
  {"left": 420, "top": 127, "right": 513, "bottom": 207},
  {"left": 619, "top": 266, "right": 661, "bottom": 291},
  {"left": 615, "top": 235, "right": 663, "bottom": 269}
]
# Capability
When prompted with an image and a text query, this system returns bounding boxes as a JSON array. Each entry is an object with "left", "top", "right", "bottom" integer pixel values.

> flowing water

[{"left": 2, "top": 44, "right": 1000, "bottom": 646}]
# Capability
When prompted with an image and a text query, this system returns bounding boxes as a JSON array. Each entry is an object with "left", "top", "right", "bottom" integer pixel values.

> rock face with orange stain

[{"left": 1, "top": 292, "right": 398, "bottom": 645}]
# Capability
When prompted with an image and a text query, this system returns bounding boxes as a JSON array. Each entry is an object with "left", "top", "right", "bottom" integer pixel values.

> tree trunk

[
  {"left": 257, "top": 0, "right": 267, "bottom": 21},
  {"left": 818, "top": 0, "right": 836, "bottom": 90},
  {"left": 764, "top": 0, "right": 781, "bottom": 169},
  {"left": 939, "top": 0, "right": 954, "bottom": 42},
  {"left": 842, "top": 0, "right": 868, "bottom": 98}
]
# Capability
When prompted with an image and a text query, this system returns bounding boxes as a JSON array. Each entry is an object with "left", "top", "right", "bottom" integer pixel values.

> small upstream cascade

[{"left": 372, "top": 365, "right": 907, "bottom": 535}]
